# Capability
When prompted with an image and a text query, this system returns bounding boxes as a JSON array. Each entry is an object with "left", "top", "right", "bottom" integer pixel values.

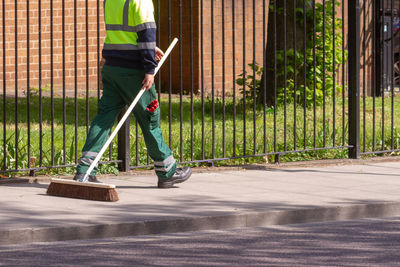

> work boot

[
  {"left": 158, "top": 166, "right": 192, "bottom": 188},
  {"left": 73, "top": 173, "right": 102, "bottom": 183}
]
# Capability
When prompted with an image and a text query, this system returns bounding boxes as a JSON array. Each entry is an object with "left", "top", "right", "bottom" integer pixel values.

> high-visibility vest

[{"left": 103, "top": 0, "right": 156, "bottom": 51}]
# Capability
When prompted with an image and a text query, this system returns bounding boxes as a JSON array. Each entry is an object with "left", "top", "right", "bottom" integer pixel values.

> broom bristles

[{"left": 47, "top": 179, "right": 119, "bottom": 202}]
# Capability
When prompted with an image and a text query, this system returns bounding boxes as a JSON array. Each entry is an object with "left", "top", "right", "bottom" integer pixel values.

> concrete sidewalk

[{"left": 1, "top": 160, "right": 400, "bottom": 245}]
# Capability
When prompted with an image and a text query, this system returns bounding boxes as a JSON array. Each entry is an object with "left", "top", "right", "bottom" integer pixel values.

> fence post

[
  {"left": 118, "top": 107, "right": 131, "bottom": 172},
  {"left": 348, "top": 0, "right": 361, "bottom": 159}
]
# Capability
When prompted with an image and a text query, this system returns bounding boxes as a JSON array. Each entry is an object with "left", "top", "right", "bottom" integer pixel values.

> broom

[{"left": 47, "top": 38, "right": 179, "bottom": 202}]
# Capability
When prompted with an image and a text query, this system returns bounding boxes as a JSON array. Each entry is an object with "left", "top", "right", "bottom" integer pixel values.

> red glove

[{"left": 146, "top": 100, "right": 159, "bottom": 113}]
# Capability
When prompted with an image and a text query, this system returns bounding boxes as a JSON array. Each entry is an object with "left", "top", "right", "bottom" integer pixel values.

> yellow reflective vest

[{"left": 103, "top": 0, "right": 157, "bottom": 73}]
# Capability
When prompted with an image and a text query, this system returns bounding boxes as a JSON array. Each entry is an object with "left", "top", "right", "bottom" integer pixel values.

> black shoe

[
  {"left": 158, "top": 167, "right": 192, "bottom": 188},
  {"left": 73, "top": 173, "right": 102, "bottom": 183}
]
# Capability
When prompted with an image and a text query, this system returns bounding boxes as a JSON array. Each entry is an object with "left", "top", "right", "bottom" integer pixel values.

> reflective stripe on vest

[
  {"left": 103, "top": 42, "right": 155, "bottom": 50},
  {"left": 103, "top": 0, "right": 156, "bottom": 50},
  {"left": 105, "top": 22, "right": 156, "bottom": 33}
]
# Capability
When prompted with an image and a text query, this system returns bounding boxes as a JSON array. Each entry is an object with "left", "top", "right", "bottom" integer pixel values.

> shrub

[{"left": 236, "top": 0, "right": 348, "bottom": 107}]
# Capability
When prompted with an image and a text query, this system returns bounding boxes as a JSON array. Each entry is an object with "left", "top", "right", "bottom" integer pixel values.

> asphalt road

[{"left": 1, "top": 217, "right": 400, "bottom": 266}]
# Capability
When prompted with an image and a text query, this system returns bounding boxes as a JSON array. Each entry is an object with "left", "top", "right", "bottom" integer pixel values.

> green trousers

[{"left": 77, "top": 65, "right": 176, "bottom": 180}]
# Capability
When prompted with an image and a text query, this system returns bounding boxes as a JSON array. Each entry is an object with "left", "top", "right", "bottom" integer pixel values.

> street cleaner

[{"left": 74, "top": 0, "right": 192, "bottom": 188}]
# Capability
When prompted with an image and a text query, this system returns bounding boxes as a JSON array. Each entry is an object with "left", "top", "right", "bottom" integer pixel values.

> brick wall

[
  {"left": 1, "top": 0, "right": 379, "bottom": 97},
  {"left": 0, "top": 0, "right": 270, "bottom": 96},
  {"left": 0, "top": 0, "right": 104, "bottom": 96},
  {"left": 158, "top": 0, "right": 268, "bottom": 95},
  {"left": 157, "top": 0, "right": 201, "bottom": 94}
]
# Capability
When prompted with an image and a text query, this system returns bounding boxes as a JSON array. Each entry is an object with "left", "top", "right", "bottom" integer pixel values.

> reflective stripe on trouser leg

[
  {"left": 77, "top": 155, "right": 98, "bottom": 176},
  {"left": 154, "top": 155, "right": 177, "bottom": 180}
]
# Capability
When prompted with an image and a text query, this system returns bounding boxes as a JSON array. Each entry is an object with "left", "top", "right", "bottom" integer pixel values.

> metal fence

[
  {"left": 359, "top": 0, "right": 400, "bottom": 156},
  {"left": 0, "top": 0, "right": 399, "bottom": 176}
]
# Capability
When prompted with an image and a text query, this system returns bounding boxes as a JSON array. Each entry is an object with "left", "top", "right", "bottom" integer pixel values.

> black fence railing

[
  {"left": 0, "top": 0, "right": 399, "bottom": 176},
  {"left": 359, "top": 0, "right": 400, "bottom": 156}
]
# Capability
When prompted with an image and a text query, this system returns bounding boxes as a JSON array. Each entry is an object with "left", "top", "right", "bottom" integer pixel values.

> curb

[{"left": 2, "top": 201, "right": 400, "bottom": 245}]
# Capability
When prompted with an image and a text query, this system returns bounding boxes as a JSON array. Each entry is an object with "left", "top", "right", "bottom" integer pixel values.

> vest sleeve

[
  {"left": 137, "top": 28, "right": 157, "bottom": 74},
  {"left": 134, "top": 0, "right": 157, "bottom": 74}
]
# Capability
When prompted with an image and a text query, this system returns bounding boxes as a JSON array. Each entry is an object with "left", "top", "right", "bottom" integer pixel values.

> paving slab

[{"left": 1, "top": 161, "right": 400, "bottom": 245}]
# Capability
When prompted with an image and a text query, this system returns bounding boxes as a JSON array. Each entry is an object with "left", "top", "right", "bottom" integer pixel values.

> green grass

[{"left": 1, "top": 93, "right": 400, "bottom": 176}]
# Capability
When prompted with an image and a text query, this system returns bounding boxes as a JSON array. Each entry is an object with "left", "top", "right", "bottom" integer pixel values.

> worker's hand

[
  {"left": 142, "top": 74, "right": 154, "bottom": 91},
  {"left": 155, "top": 47, "right": 164, "bottom": 62}
]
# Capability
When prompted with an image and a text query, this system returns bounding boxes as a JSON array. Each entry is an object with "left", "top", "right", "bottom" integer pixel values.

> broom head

[{"left": 47, "top": 179, "right": 119, "bottom": 202}]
